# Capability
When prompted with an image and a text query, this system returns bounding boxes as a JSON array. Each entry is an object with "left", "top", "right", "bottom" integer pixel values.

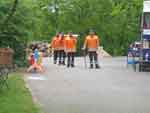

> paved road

[{"left": 26, "top": 57, "right": 150, "bottom": 113}]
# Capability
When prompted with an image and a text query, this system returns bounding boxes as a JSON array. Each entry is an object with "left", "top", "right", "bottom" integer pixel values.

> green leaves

[{"left": 0, "top": 0, "right": 143, "bottom": 56}]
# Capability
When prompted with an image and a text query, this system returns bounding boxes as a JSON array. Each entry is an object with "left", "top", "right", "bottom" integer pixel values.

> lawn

[{"left": 0, "top": 73, "right": 43, "bottom": 113}]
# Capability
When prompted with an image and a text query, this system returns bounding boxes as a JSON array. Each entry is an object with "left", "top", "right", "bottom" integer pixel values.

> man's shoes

[
  {"left": 95, "top": 64, "right": 100, "bottom": 69},
  {"left": 62, "top": 61, "right": 65, "bottom": 65},
  {"left": 54, "top": 61, "right": 57, "bottom": 64},
  {"left": 59, "top": 61, "right": 61, "bottom": 65},
  {"left": 71, "top": 64, "right": 75, "bottom": 67},
  {"left": 90, "top": 64, "right": 93, "bottom": 69},
  {"left": 67, "top": 64, "right": 70, "bottom": 68}
]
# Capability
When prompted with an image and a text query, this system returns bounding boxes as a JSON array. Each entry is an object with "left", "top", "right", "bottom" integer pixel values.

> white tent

[{"left": 144, "top": 1, "right": 150, "bottom": 12}]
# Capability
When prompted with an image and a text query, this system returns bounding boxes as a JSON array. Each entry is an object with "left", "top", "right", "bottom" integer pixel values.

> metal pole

[
  {"left": 139, "top": 10, "right": 144, "bottom": 71},
  {"left": 83, "top": 49, "right": 87, "bottom": 69}
]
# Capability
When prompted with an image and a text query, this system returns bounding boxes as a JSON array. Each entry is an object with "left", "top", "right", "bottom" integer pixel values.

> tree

[{"left": 0, "top": 0, "right": 144, "bottom": 58}]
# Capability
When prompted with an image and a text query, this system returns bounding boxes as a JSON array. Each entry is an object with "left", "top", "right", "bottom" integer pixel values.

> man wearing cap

[
  {"left": 50, "top": 33, "right": 61, "bottom": 64},
  {"left": 58, "top": 33, "right": 66, "bottom": 65},
  {"left": 64, "top": 32, "right": 77, "bottom": 67},
  {"left": 83, "top": 30, "right": 100, "bottom": 69}
]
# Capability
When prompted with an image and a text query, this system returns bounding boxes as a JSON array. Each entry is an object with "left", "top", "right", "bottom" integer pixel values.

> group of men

[{"left": 50, "top": 30, "right": 100, "bottom": 69}]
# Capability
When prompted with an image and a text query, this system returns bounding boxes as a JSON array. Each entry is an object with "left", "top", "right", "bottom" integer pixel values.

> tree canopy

[{"left": 0, "top": 0, "right": 143, "bottom": 60}]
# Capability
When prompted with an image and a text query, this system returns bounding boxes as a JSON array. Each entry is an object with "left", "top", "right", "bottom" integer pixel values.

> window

[{"left": 143, "top": 13, "right": 150, "bottom": 29}]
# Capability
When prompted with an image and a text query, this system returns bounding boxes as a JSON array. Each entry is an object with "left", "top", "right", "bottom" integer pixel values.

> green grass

[{"left": 0, "top": 73, "right": 43, "bottom": 113}]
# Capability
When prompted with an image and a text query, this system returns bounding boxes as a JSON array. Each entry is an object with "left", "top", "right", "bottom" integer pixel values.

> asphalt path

[{"left": 26, "top": 57, "right": 150, "bottom": 113}]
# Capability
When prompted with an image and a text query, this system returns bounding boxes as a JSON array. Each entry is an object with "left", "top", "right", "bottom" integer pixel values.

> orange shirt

[
  {"left": 65, "top": 36, "right": 77, "bottom": 52},
  {"left": 58, "top": 37, "right": 65, "bottom": 50},
  {"left": 84, "top": 35, "right": 100, "bottom": 50},
  {"left": 51, "top": 36, "right": 61, "bottom": 50}
]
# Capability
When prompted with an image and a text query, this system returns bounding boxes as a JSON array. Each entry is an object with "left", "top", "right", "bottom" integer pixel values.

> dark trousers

[
  {"left": 53, "top": 50, "right": 59, "bottom": 64},
  {"left": 58, "top": 50, "right": 66, "bottom": 64},
  {"left": 67, "top": 52, "right": 75, "bottom": 67},
  {"left": 89, "top": 51, "right": 99, "bottom": 66}
]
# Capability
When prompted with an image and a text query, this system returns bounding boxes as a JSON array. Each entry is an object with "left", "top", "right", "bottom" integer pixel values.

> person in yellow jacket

[
  {"left": 83, "top": 30, "right": 100, "bottom": 69},
  {"left": 27, "top": 49, "right": 44, "bottom": 73},
  {"left": 64, "top": 32, "right": 77, "bottom": 67}
]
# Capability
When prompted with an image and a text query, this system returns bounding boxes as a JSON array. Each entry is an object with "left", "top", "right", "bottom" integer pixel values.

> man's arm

[{"left": 97, "top": 36, "right": 100, "bottom": 48}]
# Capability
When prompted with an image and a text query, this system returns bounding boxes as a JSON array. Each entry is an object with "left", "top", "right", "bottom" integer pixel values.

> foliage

[
  {"left": 0, "top": 0, "right": 143, "bottom": 57},
  {"left": 0, "top": 74, "right": 43, "bottom": 113}
]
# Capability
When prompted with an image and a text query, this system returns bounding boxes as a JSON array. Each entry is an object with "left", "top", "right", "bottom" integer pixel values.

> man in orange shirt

[
  {"left": 50, "top": 33, "right": 60, "bottom": 64},
  {"left": 64, "top": 32, "right": 77, "bottom": 67},
  {"left": 58, "top": 33, "right": 66, "bottom": 65},
  {"left": 83, "top": 30, "right": 100, "bottom": 69}
]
